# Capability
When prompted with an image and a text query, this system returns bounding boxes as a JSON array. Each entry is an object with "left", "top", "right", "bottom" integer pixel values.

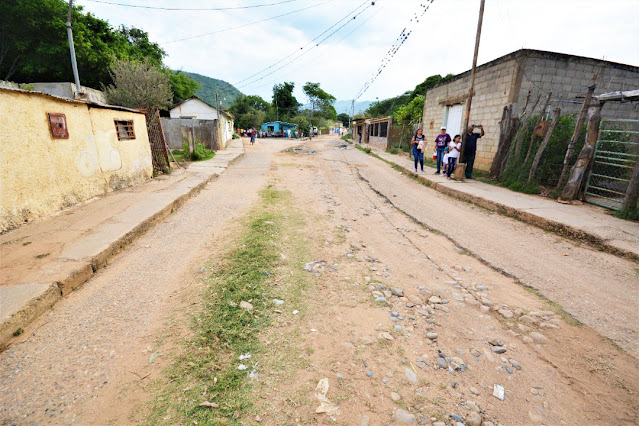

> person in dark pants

[
  {"left": 434, "top": 126, "right": 451, "bottom": 174},
  {"left": 447, "top": 134, "right": 462, "bottom": 179},
  {"left": 411, "top": 128, "right": 425, "bottom": 173},
  {"left": 463, "top": 124, "right": 484, "bottom": 179}
]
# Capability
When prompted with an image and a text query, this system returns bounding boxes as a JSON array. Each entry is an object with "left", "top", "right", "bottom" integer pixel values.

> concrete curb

[
  {"left": 354, "top": 145, "right": 638, "bottom": 263},
  {"left": 0, "top": 145, "right": 245, "bottom": 351}
]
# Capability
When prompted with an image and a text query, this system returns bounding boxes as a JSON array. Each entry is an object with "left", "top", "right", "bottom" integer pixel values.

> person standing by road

[
  {"left": 411, "top": 128, "right": 425, "bottom": 173},
  {"left": 434, "top": 126, "right": 451, "bottom": 174},
  {"left": 463, "top": 124, "right": 484, "bottom": 179},
  {"left": 447, "top": 134, "right": 462, "bottom": 179}
]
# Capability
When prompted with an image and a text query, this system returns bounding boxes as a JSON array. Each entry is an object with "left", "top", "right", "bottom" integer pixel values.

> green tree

[
  {"left": 290, "top": 115, "right": 311, "bottom": 135},
  {"left": 272, "top": 82, "right": 300, "bottom": 120},
  {"left": 0, "top": 0, "right": 165, "bottom": 88},
  {"left": 393, "top": 95, "right": 425, "bottom": 149},
  {"left": 337, "top": 113, "right": 350, "bottom": 127},
  {"left": 169, "top": 71, "right": 201, "bottom": 103},
  {"left": 103, "top": 58, "right": 173, "bottom": 110},
  {"left": 302, "top": 81, "right": 337, "bottom": 120},
  {"left": 229, "top": 94, "right": 271, "bottom": 129}
]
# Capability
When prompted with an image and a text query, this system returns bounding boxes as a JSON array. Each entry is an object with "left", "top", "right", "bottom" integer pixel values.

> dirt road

[{"left": 1, "top": 136, "right": 637, "bottom": 425}]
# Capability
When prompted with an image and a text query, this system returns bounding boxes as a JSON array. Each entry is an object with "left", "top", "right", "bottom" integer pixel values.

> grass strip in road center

[{"left": 146, "top": 187, "right": 309, "bottom": 425}]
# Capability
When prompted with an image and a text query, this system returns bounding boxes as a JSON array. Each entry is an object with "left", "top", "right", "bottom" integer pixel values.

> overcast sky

[{"left": 75, "top": 0, "right": 639, "bottom": 103}]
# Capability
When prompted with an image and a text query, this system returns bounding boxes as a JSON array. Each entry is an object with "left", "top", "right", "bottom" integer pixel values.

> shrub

[
  {"left": 177, "top": 139, "right": 215, "bottom": 161},
  {"left": 501, "top": 115, "right": 585, "bottom": 196}
]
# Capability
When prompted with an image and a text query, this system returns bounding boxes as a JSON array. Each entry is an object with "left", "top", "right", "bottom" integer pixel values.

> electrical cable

[
  {"left": 163, "top": 0, "right": 335, "bottom": 44},
  {"left": 354, "top": 0, "right": 434, "bottom": 101},
  {"left": 236, "top": 1, "right": 375, "bottom": 89},
  {"left": 83, "top": 0, "right": 298, "bottom": 11},
  {"left": 241, "top": 2, "right": 386, "bottom": 94},
  {"left": 234, "top": 0, "right": 370, "bottom": 86}
]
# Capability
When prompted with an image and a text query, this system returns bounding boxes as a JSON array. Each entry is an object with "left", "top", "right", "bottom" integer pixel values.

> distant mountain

[
  {"left": 334, "top": 100, "right": 372, "bottom": 115},
  {"left": 181, "top": 71, "right": 243, "bottom": 108}
]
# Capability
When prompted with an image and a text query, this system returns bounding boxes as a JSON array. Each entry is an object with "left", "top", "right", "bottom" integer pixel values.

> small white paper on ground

[
  {"left": 315, "top": 378, "right": 340, "bottom": 420},
  {"left": 493, "top": 384, "right": 505, "bottom": 400}
]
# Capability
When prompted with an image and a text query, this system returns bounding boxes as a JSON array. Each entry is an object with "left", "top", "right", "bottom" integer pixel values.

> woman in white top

[{"left": 447, "top": 134, "right": 462, "bottom": 179}]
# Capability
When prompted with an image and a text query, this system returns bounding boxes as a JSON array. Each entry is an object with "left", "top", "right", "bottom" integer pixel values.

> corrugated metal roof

[{"left": 0, "top": 86, "right": 145, "bottom": 114}]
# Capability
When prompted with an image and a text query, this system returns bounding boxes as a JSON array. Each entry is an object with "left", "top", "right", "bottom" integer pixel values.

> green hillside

[{"left": 182, "top": 71, "right": 243, "bottom": 108}]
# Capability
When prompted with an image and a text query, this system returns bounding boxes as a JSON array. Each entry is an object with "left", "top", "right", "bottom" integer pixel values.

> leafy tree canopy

[
  {"left": 229, "top": 94, "right": 271, "bottom": 129},
  {"left": 169, "top": 71, "right": 201, "bottom": 103},
  {"left": 103, "top": 58, "right": 173, "bottom": 111},
  {"left": 272, "top": 82, "right": 300, "bottom": 121},
  {"left": 0, "top": 0, "right": 204, "bottom": 107},
  {"left": 337, "top": 113, "right": 350, "bottom": 127},
  {"left": 364, "top": 74, "right": 455, "bottom": 118}
]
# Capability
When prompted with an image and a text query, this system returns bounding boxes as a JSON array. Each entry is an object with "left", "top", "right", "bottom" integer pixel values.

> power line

[
  {"left": 239, "top": 1, "right": 385, "bottom": 95},
  {"left": 234, "top": 0, "right": 370, "bottom": 86},
  {"left": 163, "top": 0, "right": 335, "bottom": 44},
  {"left": 83, "top": 0, "right": 298, "bottom": 11},
  {"left": 236, "top": 1, "right": 375, "bottom": 89},
  {"left": 354, "top": 0, "right": 434, "bottom": 100}
]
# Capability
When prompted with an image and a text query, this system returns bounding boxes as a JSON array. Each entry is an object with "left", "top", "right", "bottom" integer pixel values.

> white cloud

[{"left": 76, "top": 0, "right": 639, "bottom": 103}]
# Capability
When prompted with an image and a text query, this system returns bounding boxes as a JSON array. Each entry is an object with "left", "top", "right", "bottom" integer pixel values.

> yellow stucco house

[{"left": 0, "top": 87, "right": 153, "bottom": 233}]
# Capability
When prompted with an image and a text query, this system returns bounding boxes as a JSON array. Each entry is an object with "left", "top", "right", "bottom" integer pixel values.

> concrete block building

[{"left": 421, "top": 49, "right": 639, "bottom": 171}]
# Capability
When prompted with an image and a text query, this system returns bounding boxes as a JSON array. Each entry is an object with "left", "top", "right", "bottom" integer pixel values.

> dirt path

[
  {"left": 1, "top": 136, "right": 637, "bottom": 425},
  {"left": 246, "top": 136, "right": 637, "bottom": 424},
  {"left": 0, "top": 139, "right": 294, "bottom": 425},
  {"left": 352, "top": 146, "right": 639, "bottom": 356}
]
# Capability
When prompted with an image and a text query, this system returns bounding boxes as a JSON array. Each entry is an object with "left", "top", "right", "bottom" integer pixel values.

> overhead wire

[
  {"left": 234, "top": 0, "right": 370, "bottom": 86},
  {"left": 82, "top": 0, "right": 298, "bottom": 11},
  {"left": 242, "top": 2, "right": 387, "bottom": 94},
  {"left": 163, "top": 0, "right": 335, "bottom": 44},
  {"left": 354, "top": 0, "right": 434, "bottom": 100},
  {"left": 235, "top": 0, "right": 375, "bottom": 89}
]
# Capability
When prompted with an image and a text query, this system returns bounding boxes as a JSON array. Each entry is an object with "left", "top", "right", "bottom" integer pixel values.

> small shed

[{"left": 261, "top": 121, "right": 297, "bottom": 136}]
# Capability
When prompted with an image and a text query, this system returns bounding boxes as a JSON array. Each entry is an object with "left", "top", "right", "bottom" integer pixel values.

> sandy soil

[
  {"left": 244, "top": 136, "right": 637, "bottom": 425},
  {"left": 1, "top": 136, "right": 637, "bottom": 425},
  {"left": 0, "top": 139, "right": 294, "bottom": 425}
]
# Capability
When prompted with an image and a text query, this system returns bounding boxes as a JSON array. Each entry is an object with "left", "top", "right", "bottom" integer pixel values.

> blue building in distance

[{"left": 261, "top": 121, "right": 297, "bottom": 136}]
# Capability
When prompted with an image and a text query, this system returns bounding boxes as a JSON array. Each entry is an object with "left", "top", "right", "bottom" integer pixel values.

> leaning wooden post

[
  {"left": 528, "top": 107, "right": 561, "bottom": 184},
  {"left": 522, "top": 91, "right": 552, "bottom": 170},
  {"left": 621, "top": 157, "right": 639, "bottom": 212},
  {"left": 512, "top": 94, "right": 541, "bottom": 160},
  {"left": 458, "top": 0, "right": 486, "bottom": 180},
  {"left": 556, "top": 72, "right": 599, "bottom": 189},
  {"left": 559, "top": 102, "right": 602, "bottom": 202}
]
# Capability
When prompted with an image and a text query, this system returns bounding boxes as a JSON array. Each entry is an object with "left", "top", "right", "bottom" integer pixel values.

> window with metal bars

[
  {"left": 380, "top": 122, "right": 388, "bottom": 137},
  {"left": 114, "top": 120, "right": 135, "bottom": 140}
]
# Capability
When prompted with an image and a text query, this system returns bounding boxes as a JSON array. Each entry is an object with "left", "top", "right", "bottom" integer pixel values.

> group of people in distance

[{"left": 410, "top": 124, "right": 485, "bottom": 179}]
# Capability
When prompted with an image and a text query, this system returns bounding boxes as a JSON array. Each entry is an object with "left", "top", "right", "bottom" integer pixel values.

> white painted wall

[{"left": 169, "top": 98, "right": 219, "bottom": 120}]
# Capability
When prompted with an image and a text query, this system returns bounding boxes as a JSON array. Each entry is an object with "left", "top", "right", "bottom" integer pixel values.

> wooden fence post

[
  {"left": 556, "top": 72, "right": 599, "bottom": 189},
  {"left": 559, "top": 103, "right": 602, "bottom": 202},
  {"left": 513, "top": 94, "right": 541, "bottom": 160},
  {"left": 528, "top": 107, "right": 561, "bottom": 184},
  {"left": 522, "top": 92, "right": 552, "bottom": 170},
  {"left": 622, "top": 158, "right": 639, "bottom": 211}
]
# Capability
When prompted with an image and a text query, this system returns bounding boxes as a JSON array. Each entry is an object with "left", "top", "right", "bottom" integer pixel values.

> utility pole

[
  {"left": 349, "top": 99, "right": 354, "bottom": 136},
  {"left": 66, "top": 0, "right": 82, "bottom": 97},
  {"left": 459, "top": 0, "right": 486, "bottom": 177},
  {"left": 214, "top": 90, "right": 221, "bottom": 150}
]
